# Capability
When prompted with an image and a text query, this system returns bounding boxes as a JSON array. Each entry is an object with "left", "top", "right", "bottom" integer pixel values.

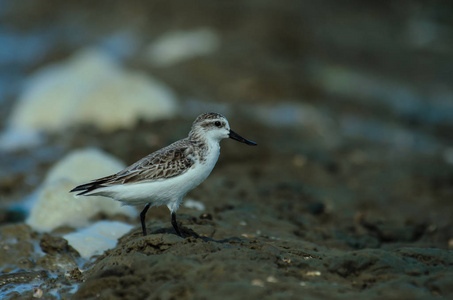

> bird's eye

[{"left": 214, "top": 121, "right": 221, "bottom": 127}]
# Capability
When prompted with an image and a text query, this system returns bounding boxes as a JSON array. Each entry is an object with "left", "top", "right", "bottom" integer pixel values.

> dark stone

[{"left": 39, "top": 233, "right": 79, "bottom": 257}]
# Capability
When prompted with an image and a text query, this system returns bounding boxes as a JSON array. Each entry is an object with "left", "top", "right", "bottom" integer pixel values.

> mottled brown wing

[{"left": 104, "top": 139, "right": 195, "bottom": 185}]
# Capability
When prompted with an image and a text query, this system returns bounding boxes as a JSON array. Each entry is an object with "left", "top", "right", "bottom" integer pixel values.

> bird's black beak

[{"left": 229, "top": 130, "right": 257, "bottom": 146}]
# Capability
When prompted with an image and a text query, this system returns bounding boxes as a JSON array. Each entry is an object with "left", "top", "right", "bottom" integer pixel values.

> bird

[{"left": 70, "top": 112, "right": 257, "bottom": 237}]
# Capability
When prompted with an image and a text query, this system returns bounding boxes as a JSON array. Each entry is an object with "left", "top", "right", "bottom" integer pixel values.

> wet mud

[
  {"left": 2, "top": 127, "right": 453, "bottom": 299},
  {"left": 1, "top": 0, "right": 453, "bottom": 299}
]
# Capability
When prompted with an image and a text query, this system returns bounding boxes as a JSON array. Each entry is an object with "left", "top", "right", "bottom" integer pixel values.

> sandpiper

[{"left": 70, "top": 112, "right": 257, "bottom": 237}]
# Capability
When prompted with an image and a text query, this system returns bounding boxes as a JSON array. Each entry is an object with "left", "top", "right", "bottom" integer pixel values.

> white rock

[
  {"left": 2, "top": 47, "right": 178, "bottom": 150},
  {"left": 183, "top": 199, "right": 205, "bottom": 211},
  {"left": 9, "top": 48, "right": 119, "bottom": 132},
  {"left": 44, "top": 148, "right": 125, "bottom": 184},
  {"left": 146, "top": 28, "right": 220, "bottom": 67},
  {"left": 26, "top": 148, "right": 137, "bottom": 232},
  {"left": 74, "top": 71, "right": 178, "bottom": 131},
  {"left": 63, "top": 221, "right": 134, "bottom": 259}
]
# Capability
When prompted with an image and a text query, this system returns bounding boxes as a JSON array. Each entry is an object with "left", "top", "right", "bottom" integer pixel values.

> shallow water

[{"left": 1, "top": 1, "right": 453, "bottom": 299}]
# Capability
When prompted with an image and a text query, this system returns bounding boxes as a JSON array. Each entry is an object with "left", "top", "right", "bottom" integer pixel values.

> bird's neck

[{"left": 188, "top": 131, "right": 220, "bottom": 163}]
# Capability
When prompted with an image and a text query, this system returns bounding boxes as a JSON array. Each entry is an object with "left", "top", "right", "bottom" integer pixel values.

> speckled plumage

[
  {"left": 80, "top": 139, "right": 197, "bottom": 186},
  {"left": 70, "top": 112, "right": 257, "bottom": 237}
]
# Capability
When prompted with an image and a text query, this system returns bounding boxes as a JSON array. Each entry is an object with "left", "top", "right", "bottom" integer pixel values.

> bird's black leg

[
  {"left": 140, "top": 203, "right": 151, "bottom": 236},
  {"left": 171, "top": 212, "right": 182, "bottom": 237}
]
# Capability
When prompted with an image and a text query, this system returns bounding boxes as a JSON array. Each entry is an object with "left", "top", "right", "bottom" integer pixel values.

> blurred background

[
  {"left": 1, "top": 0, "right": 453, "bottom": 229},
  {"left": 1, "top": 1, "right": 453, "bottom": 298}
]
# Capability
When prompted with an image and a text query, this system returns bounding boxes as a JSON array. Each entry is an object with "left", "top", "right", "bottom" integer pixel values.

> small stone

[
  {"left": 199, "top": 213, "right": 212, "bottom": 220},
  {"left": 183, "top": 199, "right": 205, "bottom": 211},
  {"left": 266, "top": 276, "right": 278, "bottom": 283},
  {"left": 305, "top": 270, "right": 321, "bottom": 276},
  {"left": 251, "top": 279, "right": 265, "bottom": 287},
  {"left": 40, "top": 234, "right": 70, "bottom": 254},
  {"left": 33, "top": 288, "right": 43, "bottom": 298},
  {"left": 241, "top": 233, "right": 255, "bottom": 238},
  {"left": 282, "top": 258, "right": 291, "bottom": 264}
]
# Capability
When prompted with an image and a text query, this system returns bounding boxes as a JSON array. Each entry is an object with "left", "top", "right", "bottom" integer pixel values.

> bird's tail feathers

[{"left": 70, "top": 181, "right": 107, "bottom": 196}]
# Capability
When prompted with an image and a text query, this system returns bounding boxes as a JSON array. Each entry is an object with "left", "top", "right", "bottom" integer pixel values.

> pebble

[
  {"left": 32, "top": 288, "right": 43, "bottom": 298},
  {"left": 251, "top": 279, "right": 265, "bottom": 287}
]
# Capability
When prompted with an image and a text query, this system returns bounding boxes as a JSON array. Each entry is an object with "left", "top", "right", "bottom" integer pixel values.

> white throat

[{"left": 203, "top": 137, "right": 221, "bottom": 164}]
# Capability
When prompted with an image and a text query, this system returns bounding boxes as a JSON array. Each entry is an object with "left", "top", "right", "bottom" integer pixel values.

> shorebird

[{"left": 70, "top": 113, "right": 257, "bottom": 237}]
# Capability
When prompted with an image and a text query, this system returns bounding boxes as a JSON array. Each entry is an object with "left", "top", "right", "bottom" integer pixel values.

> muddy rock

[
  {"left": 1, "top": 0, "right": 453, "bottom": 299},
  {"left": 40, "top": 233, "right": 78, "bottom": 255},
  {"left": 0, "top": 270, "right": 48, "bottom": 287},
  {"left": 0, "top": 224, "right": 38, "bottom": 268}
]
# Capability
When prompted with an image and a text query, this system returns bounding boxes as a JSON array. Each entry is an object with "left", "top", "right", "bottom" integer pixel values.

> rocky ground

[{"left": 1, "top": 1, "right": 453, "bottom": 299}]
